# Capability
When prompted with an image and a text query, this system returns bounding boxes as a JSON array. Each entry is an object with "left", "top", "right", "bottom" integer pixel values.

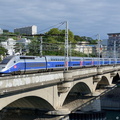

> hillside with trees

[{"left": 0, "top": 28, "right": 98, "bottom": 57}]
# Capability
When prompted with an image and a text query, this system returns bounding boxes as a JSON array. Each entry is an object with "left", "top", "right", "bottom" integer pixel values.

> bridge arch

[
  {"left": 62, "top": 82, "right": 92, "bottom": 106},
  {"left": 0, "top": 86, "right": 58, "bottom": 111},
  {"left": 112, "top": 73, "right": 120, "bottom": 84},
  {"left": 3, "top": 96, "right": 55, "bottom": 111},
  {"left": 96, "top": 76, "right": 109, "bottom": 89}
]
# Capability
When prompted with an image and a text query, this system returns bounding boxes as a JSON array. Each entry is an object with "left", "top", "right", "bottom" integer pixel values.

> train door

[
  {"left": 69, "top": 57, "right": 72, "bottom": 67},
  {"left": 19, "top": 56, "right": 26, "bottom": 73}
]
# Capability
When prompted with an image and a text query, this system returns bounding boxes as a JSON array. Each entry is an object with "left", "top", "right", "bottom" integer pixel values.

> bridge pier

[
  {"left": 58, "top": 82, "right": 72, "bottom": 93},
  {"left": 47, "top": 108, "right": 70, "bottom": 115},
  {"left": 63, "top": 71, "right": 73, "bottom": 82},
  {"left": 93, "top": 67, "right": 103, "bottom": 83},
  {"left": 110, "top": 71, "right": 117, "bottom": 77},
  {"left": 93, "top": 75, "right": 102, "bottom": 83},
  {"left": 58, "top": 71, "right": 73, "bottom": 93},
  {"left": 97, "top": 67, "right": 103, "bottom": 75}
]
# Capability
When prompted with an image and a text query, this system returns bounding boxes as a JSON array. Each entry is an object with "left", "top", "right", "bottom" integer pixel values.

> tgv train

[{"left": 0, "top": 55, "right": 120, "bottom": 75}]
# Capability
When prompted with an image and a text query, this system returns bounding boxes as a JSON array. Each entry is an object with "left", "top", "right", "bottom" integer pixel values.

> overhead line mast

[{"left": 64, "top": 21, "right": 69, "bottom": 71}]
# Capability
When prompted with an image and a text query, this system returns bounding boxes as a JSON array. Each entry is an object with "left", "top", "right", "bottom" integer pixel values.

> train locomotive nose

[{"left": 0, "top": 64, "right": 6, "bottom": 72}]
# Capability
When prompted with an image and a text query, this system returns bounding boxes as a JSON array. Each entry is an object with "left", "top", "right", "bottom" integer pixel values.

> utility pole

[
  {"left": 40, "top": 36, "right": 43, "bottom": 56},
  {"left": 64, "top": 21, "right": 69, "bottom": 71},
  {"left": 69, "top": 41, "right": 72, "bottom": 57},
  {"left": 114, "top": 41, "right": 116, "bottom": 58},
  {"left": 114, "top": 41, "right": 117, "bottom": 64},
  {"left": 98, "top": 34, "right": 100, "bottom": 67}
]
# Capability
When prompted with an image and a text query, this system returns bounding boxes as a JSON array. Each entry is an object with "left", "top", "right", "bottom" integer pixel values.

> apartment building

[
  {"left": 74, "top": 41, "right": 97, "bottom": 56},
  {"left": 107, "top": 33, "right": 120, "bottom": 57},
  {"left": 14, "top": 25, "right": 37, "bottom": 35}
]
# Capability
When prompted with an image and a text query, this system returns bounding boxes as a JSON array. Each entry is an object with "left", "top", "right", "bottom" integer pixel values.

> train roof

[{"left": 4, "top": 55, "right": 15, "bottom": 59}]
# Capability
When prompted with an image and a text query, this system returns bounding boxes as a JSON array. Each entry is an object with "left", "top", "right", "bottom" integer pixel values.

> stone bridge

[{"left": 0, "top": 65, "right": 120, "bottom": 116}]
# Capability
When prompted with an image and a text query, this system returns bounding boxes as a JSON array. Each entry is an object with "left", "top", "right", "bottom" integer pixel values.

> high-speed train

[{"left": 0, "top": 55, "right": 120, "bottom": 75}]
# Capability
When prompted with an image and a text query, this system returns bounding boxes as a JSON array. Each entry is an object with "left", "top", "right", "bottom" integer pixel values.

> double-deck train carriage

[
  {"left": 103, "top": 58, "right": 111, "bottom": 65},
  {"left": 92, "top": 58, "right": 99, "bottom": 65},
  {"left": 96, "top": 58, "right": 104, "bottom": 65},
  {"left": 110, "top": 58, "right": 117, "bottom": 64},
  {"left": 82, "top": 57, "right": 93, "bottom": 66},
  {"left": 100, "top": 58, "right": 105, "bottom": 65},
  {"left": 93, "top": 58, "right": 105, "bottom": 66},
  {"left": 116, "top": 58, "right": 120, "bottom": 64},
  {"left": 69, "top": 57, "right": 83, "bottom": 68},
  {"left": 1, "top": 55, "right": 120, "bottom": 75},
  {"left": 45, "top": 56, "right": 65, "bottom": 71},
  {"left": 21, "top": 56, "right": 46, "bottom": 73},
  {"left": 0, "top": 56, "right": 47, "bottom": 74},
  {"left": 46, "top": 56, "right": 83, "bottom": 70}
]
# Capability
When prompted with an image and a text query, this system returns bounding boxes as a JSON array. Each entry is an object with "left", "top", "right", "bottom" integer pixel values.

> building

[
  {"left": 0, "top": 28, "right": 3, "bottom": 34},
  {"left": 16, "top": 38, "right": 31, "bottom": 46},
  {"left": 74, "top": 42, "right": 97, "bottom": 56},
  {"left": 1, "top": 38, "right": 16, "bottom": 55},
  {"left": 3, "top": 29, "right": 9, "bottom": 33},
  {"left": 1, "top": 38, "right": 31, "bottom": 55},
  {"left": 14, "top": 25, "right": 37, "bottom": 35},
  {"left": 107, "top": 33, "right": 120, "bottom": 58}
]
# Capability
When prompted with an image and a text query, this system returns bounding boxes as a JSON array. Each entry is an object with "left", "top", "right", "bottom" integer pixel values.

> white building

[
  {"left": 74, "top": 41, "right": 97, "bottom": 56},
  {"left": 17, "top": 38, "right": 31, "bottom": 46},
  {"left": 1, "top": 38, "right": 16, "bottom": 55},
  {"left": 0, "top": 28, "right": 3, "bottom": 34},
  {"left": 14, "top": 25, "right": 37, "bottom": 35},
  {"left": 1, "top": 38, "right": 31, "bottom": 55}
]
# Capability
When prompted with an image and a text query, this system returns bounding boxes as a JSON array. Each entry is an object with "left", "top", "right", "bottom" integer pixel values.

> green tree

[
  {"left": 0, "top": 46, "right": 7, "bottom": 61},
  {"left": 45, "top": 28, "right": 75, "bottom": 43},
  {"left": 27, "top": 39, "right": 40, "bottom": 56},
  {"left": 74, "top": 35, "right": 85, "bottom": 42},
  {"left": 0, "top": 46, "right": 7, "bottom": 56}
]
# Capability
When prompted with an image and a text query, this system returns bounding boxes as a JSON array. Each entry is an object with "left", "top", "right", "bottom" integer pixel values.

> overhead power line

[{"left": 38, "top": 21, "right": 66, "bottom": 33}]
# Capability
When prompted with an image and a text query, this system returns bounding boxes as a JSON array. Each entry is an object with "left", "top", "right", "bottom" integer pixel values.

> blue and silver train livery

[{"left": 0, "top": 55, "right": 120, "bottom": 75}]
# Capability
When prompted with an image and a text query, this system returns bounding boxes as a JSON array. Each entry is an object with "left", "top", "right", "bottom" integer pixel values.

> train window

[
  {"left": 84, "top": 59, "right": 91, "bottom": 61},
  {"left": 20, "top": 57, "right": 35, "bottom": 59},
  {"left": 26, "top": 63, "right": 46, "bottom": 67},
  {"left": 73, "top": 59, "right": 81, "bottom": 61},
  {"left": 1, "top": 59, "right": 11, "bottom": 64}
]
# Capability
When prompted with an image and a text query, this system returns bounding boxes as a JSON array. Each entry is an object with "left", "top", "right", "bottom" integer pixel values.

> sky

[{"left": 0, "top": 0, "right": 120, "bottom": 40}]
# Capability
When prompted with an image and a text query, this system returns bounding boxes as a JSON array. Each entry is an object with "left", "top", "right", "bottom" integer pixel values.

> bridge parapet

[
  {"left": 72, "top": 68, "right": 97, "bottom": 79},
  {"left": 102, "top": 65, "right": 120, "bottom": 73},
  {"left": 102, "top": 65, "right": 115, "bottom": 73},
  {"left": 0, "top": 65, "right": 119, "bottom": 96},
  {"left": 0, "top": 72, "right": 64, "bottom": 95}
]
